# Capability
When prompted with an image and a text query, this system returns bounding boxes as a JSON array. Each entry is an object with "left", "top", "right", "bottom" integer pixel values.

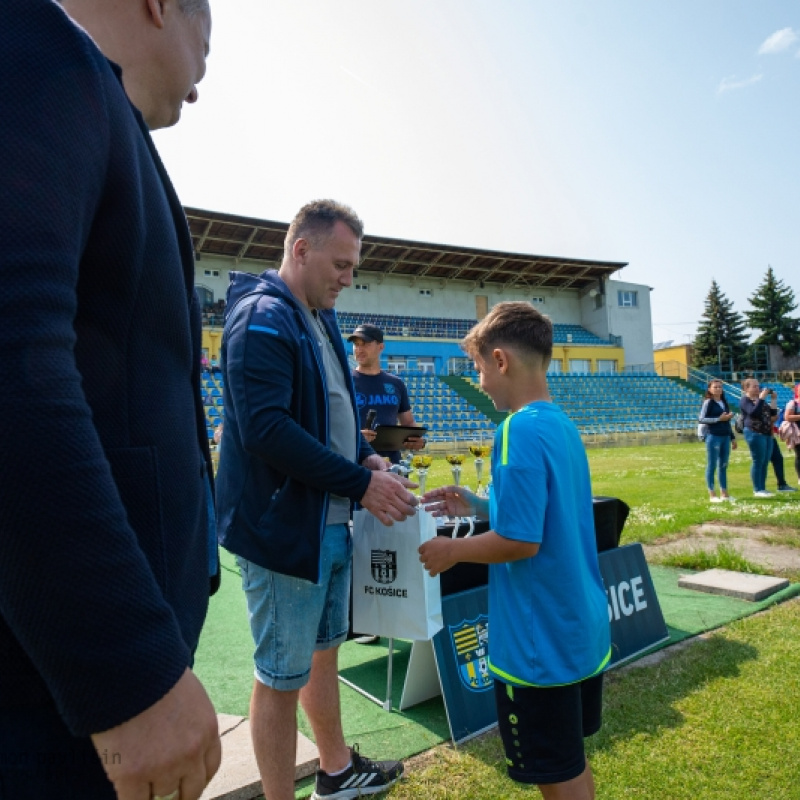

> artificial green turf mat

[
  {"left": 194, "top": 553, "right": 799, "bottom": 798},
  {"left": 194, "top": 551, "right": 253, "bottom": 717},
  {"left": 647, "top": 564, "right": 800, "bottom": 648}
]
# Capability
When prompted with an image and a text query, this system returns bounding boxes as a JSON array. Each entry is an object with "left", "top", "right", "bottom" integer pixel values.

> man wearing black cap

[{"left": 349, "top": 324, "right": 425, "bottom": 465}]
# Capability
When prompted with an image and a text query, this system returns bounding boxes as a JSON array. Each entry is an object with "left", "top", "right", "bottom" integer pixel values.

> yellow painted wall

[
  {"left": 550, "top": 345, "right": 625, "bottom": 374},
  {"left": 201, "top": 330, "right": 624, "bottom": 375},
  {"left": 654, "top": 344, "right": 693, "bottom": 375},
  {"left": 202, "top": 328, "right": 223, "bottom": 361}
]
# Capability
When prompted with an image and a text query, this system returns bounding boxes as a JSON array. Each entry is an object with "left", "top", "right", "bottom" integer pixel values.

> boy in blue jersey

[{"left": 419, "top": 302, "right": 611, "bottom": 800}]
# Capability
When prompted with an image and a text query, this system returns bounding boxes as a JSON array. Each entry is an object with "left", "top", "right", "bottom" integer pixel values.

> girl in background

[
  {"left": 698, "top": 379, "right": 737, "bottom": 502},
  {"left": 784, "top": 384, "right": 800, "bottom": 486}
]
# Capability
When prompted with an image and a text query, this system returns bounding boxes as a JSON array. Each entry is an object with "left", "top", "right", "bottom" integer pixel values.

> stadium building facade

[{"left": 188, "top": 207, "right": 653, "bottom": 374}]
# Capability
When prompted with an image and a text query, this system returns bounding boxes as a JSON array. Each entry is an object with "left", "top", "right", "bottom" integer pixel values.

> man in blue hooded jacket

[{"left": 215, "top": 200, "right": 417, "bottom": 800}]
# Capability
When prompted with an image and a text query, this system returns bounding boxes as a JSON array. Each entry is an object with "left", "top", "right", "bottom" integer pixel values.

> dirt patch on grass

[{"left": 643, "top": 523, "right": 800, "bottom": 576}]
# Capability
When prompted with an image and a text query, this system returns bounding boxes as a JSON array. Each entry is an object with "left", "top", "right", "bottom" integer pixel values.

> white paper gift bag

[{"left": 351, "top": 508, "right": 443, "bottom": 640}]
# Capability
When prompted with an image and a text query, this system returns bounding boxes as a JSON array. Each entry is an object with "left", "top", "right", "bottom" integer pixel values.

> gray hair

[{"left": 179, "top": 0, "right": 210, "bottom": 17}]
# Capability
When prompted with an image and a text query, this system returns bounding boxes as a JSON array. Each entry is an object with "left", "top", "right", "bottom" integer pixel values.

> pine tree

[
  {"left": 693, "top": 280, "right": 749, "bottom": 370},
  {"left": 745, "top": 266, "right": 800, "bottom": 356}
]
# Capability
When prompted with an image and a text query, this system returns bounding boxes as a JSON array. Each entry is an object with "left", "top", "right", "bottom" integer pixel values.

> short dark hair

[
  {"left": 462, "top": 301, "right": 553, "bottom": 366},
  {"left": 284, "top": 199, "right": 364, "bottom": 256}
]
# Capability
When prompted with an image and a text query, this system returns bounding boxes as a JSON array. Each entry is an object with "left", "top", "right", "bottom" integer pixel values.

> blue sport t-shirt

[
  {"left": 352, "top": 370, "right": 411, "bottom": 462},
  {"left": 487, "top": 402, "right": 611, "bottom": 687}
]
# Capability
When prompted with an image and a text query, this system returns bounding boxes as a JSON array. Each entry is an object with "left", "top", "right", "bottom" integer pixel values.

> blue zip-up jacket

[{"left": 215, "top": 270, "right": 375, "bottom": 583}]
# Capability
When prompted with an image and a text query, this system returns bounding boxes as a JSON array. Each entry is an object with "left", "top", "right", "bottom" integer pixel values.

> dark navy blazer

[{"left": 0, "top": 0, "right": 216, "bottom": 745}]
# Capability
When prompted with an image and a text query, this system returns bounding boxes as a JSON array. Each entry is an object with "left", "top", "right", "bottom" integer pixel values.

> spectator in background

[
  {"left": 213, "top": 420, "right": 223, "bottom": 445},
  {"left": 784, "top": 384, "right": 800, "bottom": 486},
  {"left": 0, "top": 0, "right": 220, "bottom": 797},
  {"left": 768, "top": 401, "right": 797, "bottom": 493},
  {"left": 698, "top": 379, "right": 737, "bottom": 502},
  {"left": 739, "top": 379, "right": 778, "bottom": 497},
  {"left": 349, "top": 323, "right": 426, "bottom": 464}
]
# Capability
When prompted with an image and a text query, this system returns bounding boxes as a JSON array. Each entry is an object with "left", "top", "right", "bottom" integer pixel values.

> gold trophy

[
  {"left": 445, "top": 453, "right": 465, "bottom": 486},
  {"left": 411, "top": 454, "right": 433, "bottom": 495},
  {"left": 469, "top": 444, "right": 491, "bottom": 496}
]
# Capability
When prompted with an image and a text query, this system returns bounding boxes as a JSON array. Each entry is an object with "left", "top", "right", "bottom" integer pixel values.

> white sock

[{"left": 326, "top": 760, "right": 353, "bottom": 777}]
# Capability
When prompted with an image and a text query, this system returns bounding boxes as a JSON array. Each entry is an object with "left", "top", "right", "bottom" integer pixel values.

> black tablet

[{"left": 371, "top": 424, "right": 428, "bottom": 451}]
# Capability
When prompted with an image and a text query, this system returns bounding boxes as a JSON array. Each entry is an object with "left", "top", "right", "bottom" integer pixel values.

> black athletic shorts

[{"left": 494, "top": 673, "right": 603, "bottom": 785}]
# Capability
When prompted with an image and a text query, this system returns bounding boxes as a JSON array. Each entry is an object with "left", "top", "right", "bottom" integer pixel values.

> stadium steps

[
  {"left": 667, "top": 376, "right": 704, "bottom": 396},
  {"left": 438, "top": 375, "right": 506, "bottom": 424}
]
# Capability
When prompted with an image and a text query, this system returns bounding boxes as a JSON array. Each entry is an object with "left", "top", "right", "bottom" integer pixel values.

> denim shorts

[{"left": 236, "top": 523, "right": 352, "bottom": 691}]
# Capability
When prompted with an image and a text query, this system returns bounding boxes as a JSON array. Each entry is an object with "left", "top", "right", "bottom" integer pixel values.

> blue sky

[{"left": 154, "top": 1, "right": 800, "bottom": 344}]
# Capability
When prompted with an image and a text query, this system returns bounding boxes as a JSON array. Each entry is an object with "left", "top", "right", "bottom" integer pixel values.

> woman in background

[
  {"left": 739, "top": 378, "right": 778, "bottom": 498},
  {"left": 698, "top": 379, "right": 737, "bottom": 502},
  {"left": 784, "top": 383, "right": 800, "bottom": 486}
]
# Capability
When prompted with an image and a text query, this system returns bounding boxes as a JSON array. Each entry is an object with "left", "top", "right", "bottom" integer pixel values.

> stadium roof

[{"left": 185, "top": 207, "right": 627, "bottom": 293}]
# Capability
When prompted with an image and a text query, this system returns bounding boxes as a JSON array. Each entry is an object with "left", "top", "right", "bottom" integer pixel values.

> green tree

[
  {"left": 745, "top": 266, "right": 800, "bottom": 356},
  {"left": 693, "top": 280, "right": 749, "bottom": 370}
]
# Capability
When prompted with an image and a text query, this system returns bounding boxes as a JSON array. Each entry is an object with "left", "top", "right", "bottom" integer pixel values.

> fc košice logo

[
  {"left": 371, "top": 550, "right": 397, "bottom": 584},
  {"left": 450, "top": 617, "right": 492, "bottom": 692}
]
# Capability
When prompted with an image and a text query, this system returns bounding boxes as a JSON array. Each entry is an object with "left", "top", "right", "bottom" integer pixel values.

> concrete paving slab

[
  {"left": 678, "top": 569, "right": 789, "bottom": 602},
  {"left": 201, "top": 714, "right": 319, "bottom": 800}
]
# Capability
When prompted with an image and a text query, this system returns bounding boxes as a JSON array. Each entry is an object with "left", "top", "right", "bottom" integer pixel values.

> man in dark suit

[{"left": 0, "top": 1, "right": 220, "bottom": 798}]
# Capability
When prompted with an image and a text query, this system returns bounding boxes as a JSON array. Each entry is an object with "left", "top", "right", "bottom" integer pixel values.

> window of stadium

[
  {"left": 569, "top": 359, "right": 591, "bottom": 374},
  {"left": 419, "top": 289, "right": 432, "bottom": 296},
  {"left": 618, "top": 290, "right": 637, "bottom": 307},
  {"left": 355, "top": 284, "right": 370, "bottom": 292},
  {"left": 532, "top": 296, "right": 545, "bottom": 304}
]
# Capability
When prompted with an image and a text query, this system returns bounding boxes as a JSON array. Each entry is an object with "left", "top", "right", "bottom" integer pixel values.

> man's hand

[
  {"left": 362, "top": 453, "right": 388, "bottom": 472},
  {"left": 419, "top": 536, "right": 458, "bottom": 577},
  {"left": 403, "top": 435, "right": 426, "bottom": 451},
  {"left": 360, "top": 427, "right": 377, "bottom": 443},
  {"left": 360, "top": 470, "right": 418, "bottom": 526},
  {"left": 421, "top": 485, "right": 477, "bottom": 519},
  {"left": 91, "top": 668, "right": 221, "bottom": 800}
]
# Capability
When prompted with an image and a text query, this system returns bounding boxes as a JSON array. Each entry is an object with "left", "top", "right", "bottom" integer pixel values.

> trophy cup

[
  {"left": 411, "top": 454, "right": 433, "bottom": 495},
  {"left": 445, "top": 453, "right": 465, "bottom": 486},
  {"left": 469, "top": 444, "right": 492, "bottom": 496}
]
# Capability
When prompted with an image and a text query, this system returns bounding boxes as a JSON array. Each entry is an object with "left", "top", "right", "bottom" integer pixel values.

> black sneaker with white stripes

[{"left": 311, "top": 745, "right": 404, "bottom": 799}]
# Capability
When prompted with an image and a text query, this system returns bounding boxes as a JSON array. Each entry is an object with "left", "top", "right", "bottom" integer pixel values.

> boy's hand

[
  {"left": 421, "top": 485, "right": 476, "bottom": 518},
  {"left": 419, "top": 536, "right": 458, "bottom": 577}
]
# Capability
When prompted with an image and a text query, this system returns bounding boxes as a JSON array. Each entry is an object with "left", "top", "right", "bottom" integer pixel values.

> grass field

[
  {"left": 422, "top": 440, "right": 800, "bottom": 547},
  {"left": 379, "top": 440, "right": 800, "bottom": 799}
]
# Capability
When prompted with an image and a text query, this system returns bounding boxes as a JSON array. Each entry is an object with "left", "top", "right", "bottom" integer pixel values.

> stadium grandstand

[{"left": 188, "top": 206, "right": 709, "bottom": 447}]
